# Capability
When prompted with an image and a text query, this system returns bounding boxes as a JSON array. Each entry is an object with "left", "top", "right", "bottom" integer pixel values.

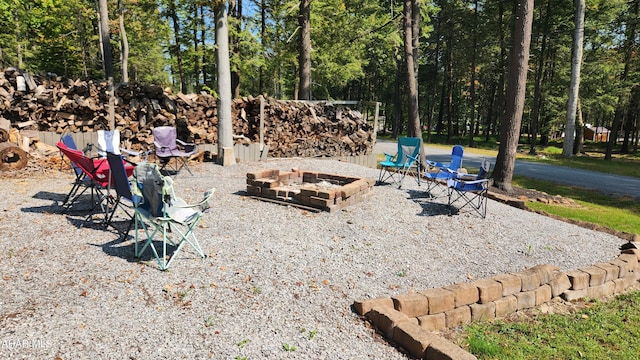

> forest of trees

[{"left": 0, "top": 0, "right": 638, "bottom": 158}]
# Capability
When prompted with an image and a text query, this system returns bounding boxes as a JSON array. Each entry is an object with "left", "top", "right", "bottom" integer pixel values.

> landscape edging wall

[{"left": 353, "top": 247, "right": 640, "bottom": 360}]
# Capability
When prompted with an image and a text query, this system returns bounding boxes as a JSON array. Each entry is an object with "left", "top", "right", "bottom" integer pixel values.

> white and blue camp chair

[
  {"left": 447, "top": 158, "right": 492, "bottom": 218},
  {"left": 423, "top": 145, "right": 464, "bottom": 198},
  {"left": 376, "top": 137, "right": 422, "bottom": 189},
  {"left": 131, "top": 162, "right": 214, "bottom": 270}
]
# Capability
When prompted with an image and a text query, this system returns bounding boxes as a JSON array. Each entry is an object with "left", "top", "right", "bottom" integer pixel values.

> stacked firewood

[{"left": 0, "top": 68, "right": 374, "bottom": 158}]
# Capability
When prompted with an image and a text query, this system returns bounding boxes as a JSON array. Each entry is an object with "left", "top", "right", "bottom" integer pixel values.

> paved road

[{"left": 374, "top": 140, "right": 640, "bottom": 199}]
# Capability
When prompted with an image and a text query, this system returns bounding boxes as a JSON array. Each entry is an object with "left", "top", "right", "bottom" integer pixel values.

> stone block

[
  {"left": 392, "top": 292, "right": 429, "bottom": 317},
  {"left": 445, "top": 306, "right": 471, "bottom": 328},
  {"left": 566, "top": 270, "right": 590, "bottom": 290},
  {"left": 535, "top": 285, "right": 552, "bottom": 306},
  {"left": 515, "top": 290, "right": 536, "bottom": 310},
  {"left": 353, "top": 297, "right": 394, "bottom": 316},
  {"left": 425, "top": 336, "right": 478, "bottom": 360},
  {"left": 618, "top": 253, "right": 638, "bottom": 272},
  {"left": 366, "top": 305, "right": 417, "bottom": 339},
  {"left": 581, "top": 266, "right": 607, "bottom": 286},
  {"left": 594, "top": 263, "right": 619, "bottom": 282},
  {"left": 621, "top": 248, "right": 640, "bottom": 261},
  {"left": 494, "top": 296, "right": 516, "bottom": 319},
  {"left": 419, "top": 288, "right": 455, "bottom": 314},
  {"left": 610, "top": 259, "right": 631, "bottom": 278},
  {"left": 587, "top": 281, "right": 616, "bottom": 299},
  {"left": 529, "top": 264, "right": 560, "bottom": 284},
  {"left": 443, "top": 283, "right": 479, "bottom": 307},
  {"left": 393, "top": 320, "right": 435, "bottom": 359},
  {"left": 561, "top": 288, "right": 588, "bottom": 302},
  {"left": 549, "top": 273, "right": 572, "bottom": 298},
  {"left": 417, "top": 313, "right": 446, "bottom": 332},
  {"left": 613, "top": 277, "right": 635, "bottom": 294},
  {"left": 472, "top": 278, "right": 503, "bottom": 304},
  {"left": 492, "top": 273, "right": 522, "bottom": 296},
  {"left": 470, "top": 302, "right": 496, "bottom": 322},
  {"left": 513, "top": 270, "right": 540, "bottom": 291}
]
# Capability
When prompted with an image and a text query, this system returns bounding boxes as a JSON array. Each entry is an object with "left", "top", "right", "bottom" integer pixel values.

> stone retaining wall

[{"left": 353, "top": 247, "right": 640, "bottom": 360}]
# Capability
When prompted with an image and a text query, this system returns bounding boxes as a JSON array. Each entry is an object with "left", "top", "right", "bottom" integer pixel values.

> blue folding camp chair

[
  {"left": 376, "top": 137, "right": 422, "bottom": 188},
  {"left": 423, "top": 145, "right": 464, "bottom": 198},
  {"left": 131, "top": 162, "right": 214, "bottom": 270},
  {"left": 447, "top": 159, "right": 492, "bottom": 218}
]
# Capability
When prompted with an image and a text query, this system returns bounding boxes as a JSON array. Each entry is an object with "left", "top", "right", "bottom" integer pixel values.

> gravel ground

[{"left": 0, "top": 158, "right": 626, "bottom": 359}]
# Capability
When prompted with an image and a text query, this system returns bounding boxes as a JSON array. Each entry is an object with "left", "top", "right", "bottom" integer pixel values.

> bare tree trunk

[
  {"left": 168, "top": 1, "right": 187, "bottom": 93},
  {"left": 493, "top": 0, "right": 534, "bottom": 192},
  {"left": 562, "top": 0, "right": 585, "bottom": 158},
  {"left": 574, "top": 98, "right": 584, "bottom": 154},
  {"left": 606, "top": 0, "right": 638, "bottom": 160},
  {"left": 297, "top": 0, "right": 311, "bottom": 101},
  {"left": 404, "top": 0, "right": 421, "bottom": 140},
  {"left": 392, "top": 57, "right": 403, "bottom": 139},
  {"left": 230, "top": 0, "right": 242, "bottom": 98},
  {"left": 192, "top": 3, "right": 201, "bottom": 88},
  {"left": 118, "top": 0, "right": 129, "bottom": 83},
  {"left": 215, "top": 1, "right": 235, "bottom": 166},
  {"left": 529, "top": 0, "right": 551, "bottom": 155},
  {"left": 468, "top": 0, "right": 478, "bottom": 148},
  {"left": 259, "top": 0, "right": 266, "bottom": 94},
  {"left": 98, "top": 0, "right": 115, "bottom": 129}
]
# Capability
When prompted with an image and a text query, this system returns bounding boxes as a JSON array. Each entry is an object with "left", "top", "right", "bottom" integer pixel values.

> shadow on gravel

[{"left": 405, "top": 189, "right": 451, "bottom": 217}]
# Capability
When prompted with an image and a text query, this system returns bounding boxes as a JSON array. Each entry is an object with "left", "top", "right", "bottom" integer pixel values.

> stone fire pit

[{"left": 246, "top": 168, "right": 375, "bottom": 212}]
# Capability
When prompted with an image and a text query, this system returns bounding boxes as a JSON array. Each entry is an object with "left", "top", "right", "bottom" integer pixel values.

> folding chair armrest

[
  {"left": 383, "top": 152, "right": 396, "bottom": 162},
  {"left": 176, "top": 139, "right": 196, "bottom": 152},
  {"left": 120, "top": 148, "right": 152, "bottom": 164},
  {"left": 427, "top": 160, "right": 449, "bottom": 168}
]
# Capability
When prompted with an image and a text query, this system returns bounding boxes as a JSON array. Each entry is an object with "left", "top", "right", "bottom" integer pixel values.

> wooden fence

[{"left": 37, "top": 131, "right": 376, "bottom": 167}]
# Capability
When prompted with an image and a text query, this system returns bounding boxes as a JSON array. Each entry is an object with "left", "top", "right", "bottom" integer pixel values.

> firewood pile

[{"left": 0, "top": 68, "right": 374, "bottom": 171}]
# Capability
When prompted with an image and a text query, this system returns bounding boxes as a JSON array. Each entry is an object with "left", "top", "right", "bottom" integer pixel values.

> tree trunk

[
  {"left": 230, "top": 0, "right": 242, "bottom": 98},
  {"left": 606, "top": 0, "right": 638, "bottom": 160},
  {"left": 192, "top": 2, "right": 201, "bottom": 88},
  {"left": 168, "top": 1, "right": 187, "bottom": 93},
  {"left": 98, "top": 0, "right": 115, "bottom": 129},
  {"left": 574, "top": 97, "right": 584, "bottom": 154},
  {"left": 215, "top": 1, "right": 235, "bottom": 166},
  {"left": 392, "top": 57, "right": 403, "bottom": 139},
  {"left": 297, "top": 0, "right": 311, "bottom": 101},
  {"left": 98, "top": 0, "right": 114, "bottom": 80},
  {"left": 118, "top": 0, "right": 129, "bottom": 83},
  {"left": 529, "top": 0, "right": 551, "bottom": 155},
  {"left": 492, "top": 0, "right": 534, "bottom": 193},
  {"left": 259, "top": 0, "right": 266, "bottom": 94},
  {"left": 468, "top": 0, "right": 478, "bottom": 148},
  {"left": 404, "top": 0, "right": 421, "bottom": 141},
  {"left": 562, "top": 0, "right": 585, "bottom": 158}
]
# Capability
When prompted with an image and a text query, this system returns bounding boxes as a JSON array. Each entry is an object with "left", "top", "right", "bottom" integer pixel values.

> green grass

[
  {"left": 458, "top": 291, "right": 640, "bottom": 359},
  {"left": 511, "top": 176, "right": 640, "bottom": 235}
]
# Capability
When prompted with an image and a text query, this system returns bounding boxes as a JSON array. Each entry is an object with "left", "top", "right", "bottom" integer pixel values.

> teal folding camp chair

[
  {"left": 447, "top": 159, "right": 492, "bottom": 218},
  {"left": 132, "top": 163, "right": 214, "bottom": 270},
  {"left": 423, "top": 145, "right": 464, "bottom": 198},
  {"left": 376, "top": 137, "right": 422, "bottom": 188}
]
